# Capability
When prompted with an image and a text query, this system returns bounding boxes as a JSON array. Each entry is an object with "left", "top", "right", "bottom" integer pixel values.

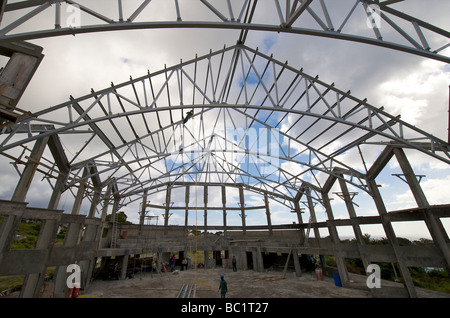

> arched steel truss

[
  {"left": 1, "top": 44, "right": 449, "bottom": 212},
  {"left": 0, "top": 0, "right": 449, "bottom": 63},
  {"left": 1, "top": 1, "right": 450, "bottom": 300}
]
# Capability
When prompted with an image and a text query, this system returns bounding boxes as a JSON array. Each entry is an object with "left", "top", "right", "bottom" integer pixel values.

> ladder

[
  {"left": 177, "top": 283, "right": 195, "bottom": 298},
  {"left": 111, "top": 213, "right": 119, "bottom": 248}
]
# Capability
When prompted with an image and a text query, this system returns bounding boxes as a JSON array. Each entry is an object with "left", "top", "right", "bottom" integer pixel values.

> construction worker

[
  {"left": 232, "top": 255, "right": 237, "bottom": 272},
  {"left": 183, "top": 110, "right": 193, "bottom": 124},
  {"left": 218, "top": 274, "right": 228, "bottom": 298}
]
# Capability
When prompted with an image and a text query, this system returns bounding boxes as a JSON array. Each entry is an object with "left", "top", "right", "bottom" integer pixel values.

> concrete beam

[
  {"left": 367, "top": 146, "right": 394, "bottom": 179},
  {"left": 393, "top": 148, "right": 429, "bottom": 208}
]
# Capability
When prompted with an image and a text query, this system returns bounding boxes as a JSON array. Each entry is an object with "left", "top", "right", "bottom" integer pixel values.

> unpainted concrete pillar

[
  {"left": 204, "top": 250, "right": 209, "bottom": 268},
  {"left": 222, "top": 186, "right": 227, "bottom": 237},
  {"left": 239, "top": 187, "right": 246, "bottom": 235},
  {"left": 264, "top": 195, "right": 273, "bottom": 236},
  {"left": 164, "top": 186, "right": 171, "bottom": 234},
  {"left": 139, "top": 189, "right": 148, "bottom": 235},
  {"left": 20, "top": 218, "right": 60, "bottom": 297},
  {"left": 251, "top": 249, "right": 258, "bottom": 272},
  {"left": 53, "top": 219, "right": 84, "bottom": 298},
  {"left": 48, "top": 173, "right": 67, "bottom": 210},
  {"left": 71, "top": 168, "right": 88, "bottom": 215},
  {"left": 88, "top": 190, "right": 101, "bottom": 218},
  {"left": 255, "top": 247, "right": 264, "bottom": 272},
  {"left": 241, "top": 250, "right": 247, "bottom": 270},
  {"left": 121, "top": 250, "right": 130, "bottom": 280},
  {"left": 293, "top": 249, "right": 302, "bottom": 277},
  {"left": 12, "top": 136, "right": 49, "bottom": 202},
  {"left": 322, "top": 191, "right": 349, "bottom": 284},
  {"left": 293, "top": 199, "right": 306, "bottom": 244},
  {"left": 394, "top": 148, "right": 450, "bottom": 270},
  {"left": 0, "top": 202, "right": 27, "bottom": 273},
  {"left": 338, "top": 177, "right": 370, "bottom": 271},
  {"left": 367, "top": 178, "right": 418, "bottom": 298},
  {"left": 184, "top": 186, "right": 190, "bottom": 233},
  {"left": 204, "top": 186, "right": 208, "bottom": 237},
  {"left": 79, "top": 220, "right": 101, "bottom": 289}
]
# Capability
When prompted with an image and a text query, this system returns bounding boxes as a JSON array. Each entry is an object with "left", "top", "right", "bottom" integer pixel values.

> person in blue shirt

[{"left": 218, "top": 274, "right": 228, "bottom": 298}]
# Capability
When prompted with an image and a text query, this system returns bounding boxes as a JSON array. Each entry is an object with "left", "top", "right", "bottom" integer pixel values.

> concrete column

[
  {"left": 255, "top": 247, "right": 264, "bottom": 272},
  {"left": 53, "top": 219, "right": 84, "bottom": 298},
  {"left": 424, "top": 211, "right": 450, "bottom": 270},
  {"left": 305, "top": 187, "right": 321, "bottom": 243},
  {"left": 239, "top": 187, "right": 246, "bottom": 235},
  {"left": 293, "top": 200, "right": 306, "bottom": 244},
  {"left": 222, "top": 186, "right": 227, "bottom": 237},
  {"left": 322, "top": 191, "right": 349, "bottom": 284},
  {"left": 0, "top": 202, "right": 27, "bottom": 258},
  {"left": 305, "top": 187, "right": 325, "bottom": 268},
  {"left": 394, "top": 148, "right": 450, "bottom": 270},
  {"left": 393, "top": 148, "right": 429, "bottom": 207},
  {"left": 368, "top": 178, "right": 418, "bottom": 297},
  {"left": 164, "top": 186, "right": 171, "bottom": 233},
  {"left": 293, "top": 249, "right": 302, "bottom": 277},
  {"left": 121, "top": 250, "right": 130, "bottom": 279},
  {"left": 251, "top": 249, "right": 258, "bottom": 272},
  {"left": 20, "top": 218, "right": 60, "bottom": 297},
  {"left": 12, "top": 135, "right": 49, "bottom": 202},
  {"left": 79, "top": 220, "right": 100, "bottom": 287},
  {"left": 139, "top": 189, "right": 148, "bottom": 235},
  {"left": 264, "top": 195, "right": 273, "bottom": 236},
  {"left": 204, "top": 186, "right": 208, "bottom": 237},
  {"left": 71, "top": 168, "right": 88, "bottom": 215},
  {"left": 88, "top": 190, "right": 101, "bottom": 218},
  {"left": 184, "top": 186, "right": 190, "bottom": 233},
  {"left": 97, "top": 185, "right": 112, "bottom": 249},
  {"left": 48, "top": 173, "right": 67, "bottom": 210},
  {"left": 338, "top": 177, "right": 370, "bottom": 271},
  {"left": 101, "top": 186, "right": 112, "bottom": 221},
  {"left": 241, "top": 250, "right": 247, "bottom": 270},
  {"left": 204, "top": 250, "right": 209, "bottom": 268}
]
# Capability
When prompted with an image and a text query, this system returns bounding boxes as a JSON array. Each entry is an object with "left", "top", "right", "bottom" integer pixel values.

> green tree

[{"left": 105, "top": 211, "right": 131, "bottom": 224}]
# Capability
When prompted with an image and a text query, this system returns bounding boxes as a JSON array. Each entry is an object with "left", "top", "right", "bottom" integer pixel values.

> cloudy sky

[{"left": 1, "top": 0, "right": 449, "bottom": 240}]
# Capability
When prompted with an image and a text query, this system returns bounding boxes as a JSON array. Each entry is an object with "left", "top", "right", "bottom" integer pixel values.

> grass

[
  {"left": 0, "top": 275, "right": 24, "bottom": 294},
  {"left": 323, "top": 235, "right": 450, "bottom": 294},
  {"left": 410, "top": 268, "right": 450, "bottom": 294},
  {"left": 2, "top": 220, "right": 61, "bottom": 294}
]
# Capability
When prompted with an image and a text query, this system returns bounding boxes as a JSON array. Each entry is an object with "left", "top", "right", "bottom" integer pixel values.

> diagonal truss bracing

[
  {"left": 1, "top": 44, "right": 449, "bottom": 209},
  {"left": 0, "top": 0, "right": 449, "bottom": 63}
]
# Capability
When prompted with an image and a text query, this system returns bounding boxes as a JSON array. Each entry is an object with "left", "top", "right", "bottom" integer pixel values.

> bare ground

[{"left": 81, "top": 268, "right": 374, "bottom": 298}]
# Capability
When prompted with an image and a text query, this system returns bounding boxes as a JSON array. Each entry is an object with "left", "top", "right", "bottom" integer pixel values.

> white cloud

[
  {"left": 378, "top": 59, "right": 450, "bottom": 137},
  {"left": 392, "top": 175, "right": 450, "bottom": 207},
  {"left": 1, "top": 1, "right": 449, "bottom": 236}
]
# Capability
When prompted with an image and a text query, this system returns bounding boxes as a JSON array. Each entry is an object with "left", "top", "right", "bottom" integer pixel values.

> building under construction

[{"left": 0, "top": 1, "right": 449, "bottom": 298}]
